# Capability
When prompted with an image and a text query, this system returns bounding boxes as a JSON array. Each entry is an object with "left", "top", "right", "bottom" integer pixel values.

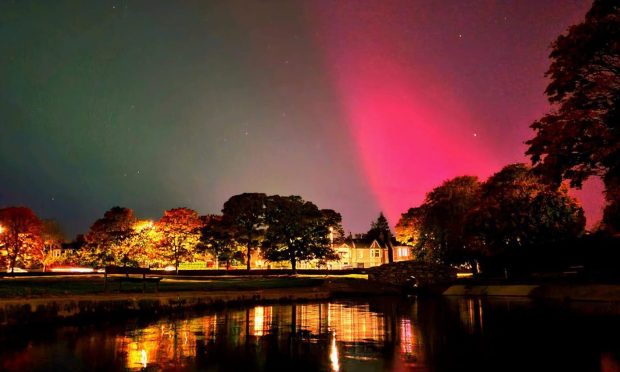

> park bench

[{"left": 103, "top": 266, "right": 162, "bottom": 293}]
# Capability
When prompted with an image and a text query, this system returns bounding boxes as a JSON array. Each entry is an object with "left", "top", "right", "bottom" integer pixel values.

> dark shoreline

[{"left": 0, "top": 281, "right": 401, "bottom": 328}]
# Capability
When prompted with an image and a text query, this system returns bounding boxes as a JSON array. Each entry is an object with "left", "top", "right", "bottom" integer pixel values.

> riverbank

[
  {"left": 0, "top": 276, "right": 398, "bottom": 327},
  {"left": 443, "top": 283, "right": 620, "bottom": 302}
]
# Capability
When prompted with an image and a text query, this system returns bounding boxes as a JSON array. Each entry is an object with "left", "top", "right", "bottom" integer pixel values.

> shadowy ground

[{"left": 0, "top": 275, "right": 367, "bottom": 298}]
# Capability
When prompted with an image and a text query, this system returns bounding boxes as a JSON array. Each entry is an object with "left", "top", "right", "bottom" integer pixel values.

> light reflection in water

[
  {"left": 117, "top": 302, "right": 420, "bottom": 370},
  {"left": 2, "top": 299, "right": 620, "bottom": 371},
  {"left": 330, "top": 331, "right": 340, "bottom": 372},
  {"left": 457, "top": 298, "right": 485, "bottom": 334}
]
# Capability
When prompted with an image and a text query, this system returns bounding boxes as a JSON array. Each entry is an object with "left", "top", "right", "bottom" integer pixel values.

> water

[{"left": 1, "top": 297, "right": 620, "bottom": 371}]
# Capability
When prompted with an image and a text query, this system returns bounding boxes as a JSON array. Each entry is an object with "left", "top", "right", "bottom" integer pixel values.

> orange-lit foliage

[
  {"left": 156, "top": 208, "right": 203, "bottom": 273},
  {"left": 0, "top": 207, "right": 44, "bottom": 272},
  {"left": 395, "top": 207, "right": 423, "bottom": 247},
  {"left": 81, "top": 207, "right": 137, "bottom": 267},
  {"left": 41, "top": 219, "right": 67, "bottom": 270}
]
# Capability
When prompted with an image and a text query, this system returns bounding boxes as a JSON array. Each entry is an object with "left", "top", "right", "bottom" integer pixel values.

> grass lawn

[{"left": 0, "top": 275, "right": 365, "bottom": 298}]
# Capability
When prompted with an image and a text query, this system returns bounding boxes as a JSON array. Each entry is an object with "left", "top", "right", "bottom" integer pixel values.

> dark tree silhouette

[
  {"left": 467, "top": 164, "right": 585, "bottom": 272},
  {"left": 262, "top": 195, "right": 340, "bottom": 273},
  {"left": 406, "top": 176, "right": 481, "bottom": 265},
  {"left": 222, "top": 193, "right": 267, "bottom": 270},
  {"left": 200, "top": 216, "right": 241, "bottom": 269},
  {"left": 526, "top": 0, "right": 620, "bottom": 232}
]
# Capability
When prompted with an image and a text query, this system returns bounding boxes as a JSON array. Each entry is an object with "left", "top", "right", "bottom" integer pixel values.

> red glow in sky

[{"left": 309, "top": 0, "right": 602, "bottom": 227}]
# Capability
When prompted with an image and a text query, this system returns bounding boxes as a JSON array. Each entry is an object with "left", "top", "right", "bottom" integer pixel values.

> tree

[
  {"left": 321, "top": 208, "right": 346, "bottom": 246},
  {"left": 130, "top": 219, "right": 160, "bottom": 267},
  {"left": 410, "top": 176, "right": 482, "bottom": 265},
  {"left": 262, "top": 195, "right": 340, "bottom": 272},
  {"left": 395, "top": 207, "right": 423, "bottom": 247},
  {"left": 366, "top": 212, "right": 394, "bottom": 263},
  {"left": 222, "top": 193, "right": 267, "bottom": 270},
  {"left": 467, "top": 164, "right": 585, "bottom": 272},
  {"left": 526, "top": 0, "right": 620, "bottom": 232},
  {"left": 80, "top": 207, "right": 136, "bottom": 268},
  {"left": 200, "top": 216, "right": 241, "bottom": 269},
  {"left": 41, "top": 219, "right": 66, "bottom": 271},
  {"left": 156, "top": 208, "right": 203, "bottom": 274},
  {"left": 0, "top": 207, "right": 44, "bottom": 273}
]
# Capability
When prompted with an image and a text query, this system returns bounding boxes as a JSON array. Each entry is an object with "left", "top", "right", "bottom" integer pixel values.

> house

[{"left": 297, "top": 237, "right": 414, "bottom": 270}]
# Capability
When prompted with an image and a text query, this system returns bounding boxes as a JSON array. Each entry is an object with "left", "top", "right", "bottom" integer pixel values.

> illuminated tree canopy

[
  {"left": 156, "top": 208, "right": 203, "bottom": 274},
  {"left": 79, "top": 207, "right": 137, "bottom": 268},
  {"left": 0, "top": 207, "right": 44, "bottom": 273}
]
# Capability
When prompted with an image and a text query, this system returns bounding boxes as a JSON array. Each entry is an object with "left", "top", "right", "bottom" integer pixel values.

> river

[{"left": 1, "top": 297, "right": 619, "bottom": 371}]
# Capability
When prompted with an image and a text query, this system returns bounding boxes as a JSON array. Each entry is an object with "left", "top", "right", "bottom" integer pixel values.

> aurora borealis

[{"left": 0, "top": 0, "right": 603, "bottom": 236}]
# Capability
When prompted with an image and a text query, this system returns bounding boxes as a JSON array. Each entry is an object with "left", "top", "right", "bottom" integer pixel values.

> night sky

[{"left": 0, "top": 0, "right": 603, "bottom": 237}]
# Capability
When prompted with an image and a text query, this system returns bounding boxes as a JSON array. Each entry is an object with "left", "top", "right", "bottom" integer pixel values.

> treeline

[
  {"left": 0, "top": 193, "right": 344, "bottom": 273},
  {"left": 394, "top": 163, "right": 586, "bottom": 275}
]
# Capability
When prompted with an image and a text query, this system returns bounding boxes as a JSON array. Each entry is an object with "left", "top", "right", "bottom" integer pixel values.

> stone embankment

[
  {"left": 368, "top": 261, "right": 457, "bottom": 288},
  {"left": 0, "top": 280, "right": 399, "bottom": 327},
  {"left": 444, "top": 284, "right": 620, "bottom": 302}
]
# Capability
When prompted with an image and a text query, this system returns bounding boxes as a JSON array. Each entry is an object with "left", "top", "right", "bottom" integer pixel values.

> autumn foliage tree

[
  {"left": 156, "top": 208, "right": 203, "bottom": 274},
  {"left": 0, "top": 207, "right": 44, "bottom": 273},
  {"left": 131, "top": 219, "right": 160, "bottom": 267},
  {"left": 526, "top": 0, "right": 620, "bottom": 232},
  {"left": 395, "top": 207, "right": 424, "bottom": 248},
  {"left": 41, "top": 219, "right": 67, "bottom": 271},
  {"left": 80, "top": 207, "right": 137, "bottom": 268}
]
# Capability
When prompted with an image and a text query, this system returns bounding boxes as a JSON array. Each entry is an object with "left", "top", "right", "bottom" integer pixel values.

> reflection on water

[
  {"left": 457, "top": 298, "right": 485, "bottom": 334},
  {"left": 117, "top": 302, "right": 413, "bottom": 370},
  {"left": 2, "top": 297, "right": 620, "bottom": 371}
]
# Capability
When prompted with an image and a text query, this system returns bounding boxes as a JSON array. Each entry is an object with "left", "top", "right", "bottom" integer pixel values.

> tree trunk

[
  {"left": 175, "top": 246, "right": 179, "bottom": 275},
  {"left": 386, "top": 238, "right": 394, "bottom": 263},
  {"left": 291, "top": 255, "right": 297, "bottom": 274},
  {"left": 246, "top": 241, "right": 252, "bottom": 270},
  {"left": 9, "top": 252, "right": 17, "bottom": 277}
]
